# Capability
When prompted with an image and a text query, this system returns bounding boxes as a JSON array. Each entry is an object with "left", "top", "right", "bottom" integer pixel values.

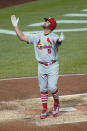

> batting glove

[
  {"left": 59, "top": 32, "right": 64, "bottom": 42},
  {"left": 11, "top": 15, "right": 19, "bottom": 27}
]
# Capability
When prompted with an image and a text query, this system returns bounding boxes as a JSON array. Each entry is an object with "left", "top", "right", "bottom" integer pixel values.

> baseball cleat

[
  {"left": 40, "top": 110, "right": 49, "bottom": 119},
  {"left": 52, "top": 105, "right": 60, "bottom": 117}
]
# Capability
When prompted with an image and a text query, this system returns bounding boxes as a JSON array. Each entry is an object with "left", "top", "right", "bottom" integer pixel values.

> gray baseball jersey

[
  {"left": 28, "top": 32, "right": 59, "bottom": 63},
  {"left": 28, "top": 32, "right": 60, "bottom": 93}
]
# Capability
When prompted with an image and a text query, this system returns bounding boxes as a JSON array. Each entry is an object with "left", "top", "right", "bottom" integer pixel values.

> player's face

[
  {"left": 43, "top": 20, "right": 51, "bottom": 34},
  {"left": 44, "top": 21, "right": 50, "bottom": 27}
]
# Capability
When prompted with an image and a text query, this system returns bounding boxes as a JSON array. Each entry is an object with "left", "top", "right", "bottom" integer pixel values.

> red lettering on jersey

[
  {"left": 47, "top": 37, "right": 52, "bottom": 47},
  {"left": 38, "top": 39, "right": 40, "bottom": 44},
  {"left": 37, "top": 39, "right": 42, "bottom": 49},
  {"left": 37, "top": 38, "right": 52, "bottom": 51},
  {"left": 47, "top": 38, "right": 52, "bottom": 54}
]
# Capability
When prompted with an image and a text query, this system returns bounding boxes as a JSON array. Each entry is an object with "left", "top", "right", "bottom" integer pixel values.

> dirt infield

[
  {"left": 0, "top": 74, "right": 87, "bottom": 131},
  {"left": 0, "top": 74, "right": 87, "bottom": 101},
  {"left": 0, "top": 0, "right": 36, "bottom": 9}
]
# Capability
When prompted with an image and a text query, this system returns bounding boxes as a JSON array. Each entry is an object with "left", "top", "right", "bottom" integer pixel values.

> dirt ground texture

[
  {"left": 0, "top": 0, "right": 36, "bottom": 9},
  {"left": 0, "top": 74, "right": 87, "bottom": 131},
  {"left": 0, "top": 75, "right": 87, "bottom": 101},
  {"left": 0, "top": 0, "right": 87, "bottom": 131}
]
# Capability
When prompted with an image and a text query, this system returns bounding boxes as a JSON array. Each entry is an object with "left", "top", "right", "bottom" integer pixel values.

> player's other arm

[{"left": 11, "top": 15, "right": 29, "bottom": 43}]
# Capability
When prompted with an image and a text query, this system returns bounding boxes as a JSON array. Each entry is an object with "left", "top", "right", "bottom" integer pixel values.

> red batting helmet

[{"left": 44, "top": 17, "right": 57, "bottom": 31}]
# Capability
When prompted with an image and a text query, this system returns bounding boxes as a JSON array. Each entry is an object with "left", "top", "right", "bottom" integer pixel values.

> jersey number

[{"left": 48, "top": 48, "right": 51, "bottom": 54}]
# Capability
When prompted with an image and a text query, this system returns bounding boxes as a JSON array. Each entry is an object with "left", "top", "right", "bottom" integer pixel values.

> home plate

[{"left": 60, "top": 107, "right": 77, "bottom": 112}]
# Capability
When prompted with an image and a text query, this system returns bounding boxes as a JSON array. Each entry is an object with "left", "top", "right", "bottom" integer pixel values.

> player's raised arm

[
  {"left": 59, "top": 32, "right": 64, "bottom": 42},
  {"left": 11, "top": 15, "right": 28, "bottom": 43}
]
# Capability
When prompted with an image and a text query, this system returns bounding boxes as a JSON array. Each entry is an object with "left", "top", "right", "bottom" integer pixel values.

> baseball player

[{"left": 11, "top": 15, "right": 64, "bottom": 119}]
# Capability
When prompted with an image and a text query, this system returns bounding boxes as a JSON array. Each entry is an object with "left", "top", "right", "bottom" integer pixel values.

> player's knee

[
  {"left": 40, "top": 86, "right": 48, "bottom": 93},
  {"left": 40, "top": 88, "right": 48, "bottom": 93},
  {"left": 48, "top": 84, "right": 57, "bottom": 93}
]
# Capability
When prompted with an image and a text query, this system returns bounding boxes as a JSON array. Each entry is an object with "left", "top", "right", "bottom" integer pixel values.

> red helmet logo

[{"left": 44, "top": 17, "right": 57, "bottom": 30}]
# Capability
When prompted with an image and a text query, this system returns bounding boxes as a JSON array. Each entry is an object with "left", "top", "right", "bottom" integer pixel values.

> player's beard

[{"left": 42, "top": 25, "right": 49, "bottom": 30}]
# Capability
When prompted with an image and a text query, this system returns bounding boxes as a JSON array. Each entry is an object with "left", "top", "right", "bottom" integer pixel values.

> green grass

[{"left": 0, "top": 0, "right": 87, "bottom": 78}]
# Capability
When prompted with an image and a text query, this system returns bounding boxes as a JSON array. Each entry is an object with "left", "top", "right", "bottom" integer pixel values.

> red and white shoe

[
  {"left": 52, "top": 105, "right": 60, "bottom": 117},
  {"left": 40, "top": 110, "right": 49, "bottom": 119}
]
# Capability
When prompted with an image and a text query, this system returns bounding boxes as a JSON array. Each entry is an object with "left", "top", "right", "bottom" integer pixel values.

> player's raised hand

[
  {"left": 11, "top": 15, "right": 19, "bottom": 27},
  {"left": 59, "top": 32, "right": 64, "bottom": 41}
]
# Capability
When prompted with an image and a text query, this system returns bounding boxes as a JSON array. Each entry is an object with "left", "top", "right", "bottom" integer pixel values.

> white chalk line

[
  {"left": 60, "top": 107, "right": 77, "bottom": 112},
  {"left": 82, "top": 9, "right": 87, "bottom": 11},
  {"left": 0, "top": 73, "right": 86, "bottom": 81},
  {"left": 60, "top": 92, "right": 87, "bottom": 98},
  {"left": 0, "top": 27, "right": 87, "bottom": 36},
  {"left": 31, "top": 93, "right": 87, "bottom": 101},
  {"left": 36, "top": 120, "right": 87, "bottom": 126},
  {"left": 64, "top": 13, "right": 87, "bottom": 17},
  {"left": 54, "top": 120, "right": 87, "bottom": 126},
  {"left": 0, "top": 29, "right": 16, "bottom": 35},
  {"left": 54, "top": 28, "right": 87, "bottom": 32},
  {"left": 28, "top": 20, "right": 87, "bottom": 27}
]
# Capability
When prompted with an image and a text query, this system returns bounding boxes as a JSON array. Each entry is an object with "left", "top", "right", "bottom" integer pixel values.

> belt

[{"left": 39, "top": 60, "right": 56, "bottom": 66}]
